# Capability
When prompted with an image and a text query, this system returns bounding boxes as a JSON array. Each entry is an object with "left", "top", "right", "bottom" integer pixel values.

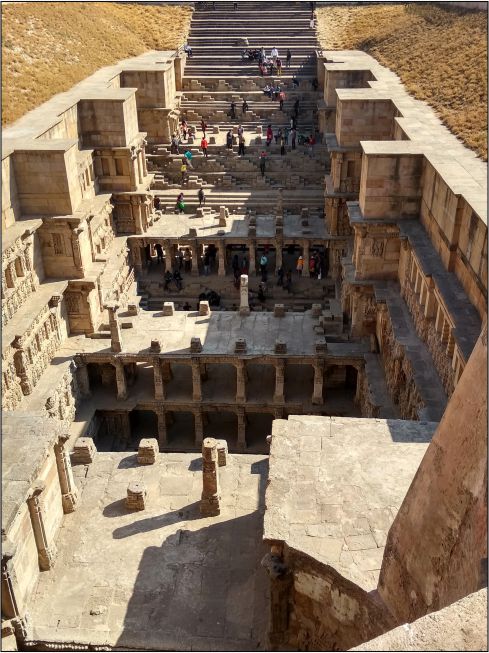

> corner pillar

[
  {"left": 312, "top": 360, "right": 325, "bottom": 405},
  {"left": 192, "top": 358, "right": 202, "bottom": 401},
  {"left": 54, "top": 434, "right": 79, "bottom": 513},
  {"left": 236, "top": 359, "right": 246, "bottom": 402},
  {"left": 273, "top": 360, "right": 285, "bottom": 403},
  {"left": 27, "top": 483, "right": 57, "bottom": 571},
  {"left": 237, "top": 407, "right": 246, "bottom": 451},
  {"left": 115, "top": 359, "right": 127, "bottom": 400}
]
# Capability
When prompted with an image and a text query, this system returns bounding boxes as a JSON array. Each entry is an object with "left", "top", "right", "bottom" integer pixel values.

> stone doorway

[{"left": 203, "top": 410, "right": 238, "bottom": 449}]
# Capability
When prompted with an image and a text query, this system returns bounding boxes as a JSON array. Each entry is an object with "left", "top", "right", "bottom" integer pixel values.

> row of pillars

[{"left": 78, "top": 356, "right": 331, "bottom": 406}]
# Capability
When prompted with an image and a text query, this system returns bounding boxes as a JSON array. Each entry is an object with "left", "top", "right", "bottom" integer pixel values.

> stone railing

[
  {"left": 2, "top": 272, "right": 38, "bottom": 327},
  {"left": 379, "top": 309, "right": 424, "bottom": 420},
  {"left": 402, "top": 277, "right": 455, "bottom": 396}
]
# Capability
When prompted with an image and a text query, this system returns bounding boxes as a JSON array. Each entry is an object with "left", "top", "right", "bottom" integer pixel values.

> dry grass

[
  {"left": 2, "top": 2, "right": 192, "bottom": 126},
  {"left": 316, "top": 3, "right": 487, "bottom": 160}
]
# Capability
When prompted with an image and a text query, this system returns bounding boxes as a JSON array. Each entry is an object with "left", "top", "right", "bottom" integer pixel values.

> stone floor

[{"left": 28, "top": 452, "right": 270, "bottom": 651}]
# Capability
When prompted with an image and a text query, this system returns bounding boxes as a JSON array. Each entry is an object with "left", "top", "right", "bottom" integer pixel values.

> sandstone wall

[{"left": 378, "top": 323, "right": 488, "bottom": 622}]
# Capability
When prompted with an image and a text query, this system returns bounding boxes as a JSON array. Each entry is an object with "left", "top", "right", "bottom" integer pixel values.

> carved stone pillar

[
  {"left": 239, "top": 275, "right": 250, "bottom": 316},
  {"left": 114, "top": 359, "right": 127, "bottom": 400},
  {"left": 262, "top": 545, "right": 293, "bottom": 650},
  {"left": 157, "top": 407, "right": 167, "bottom": 449},
  {"left": 71, "top": 227, "right": 85, "bottom": 275},
  {"left": 312, "top": 360, "right": 325, "bottom": 405},
  {"left": 106, "top": 302, "right": 123, "bottom": 353},
  {"left": 274, "top": 360, "right": 285, "bottom": 403},
  {"left": 302, "top": 240, "right": 310, "bottom": 272},
  {"left": 133, "top": 200, "right": 144, "bottom": 235},
  {"left": 1, "top": 539, "right": 29, "bottom": 640},
  {"left": 153, "top": 358, "right": 165, "bottom": 400},
  {"left": 27, "top": 483, "right": 57, "bottom": 571},
  {"left": 236, "top": 359, "right": 246, "bottom": 402},
  {"left": 74, "top": 355, "right": 91, "bottom": 398},
  {"left": 131, "top": 239, "right": 143, "bottom": 274},
  {"left": 54, "top": 434, "right": 79, "bottom": 513},
  {"left": 237, "top": 407, "right": 246, "bottom": 451},
  {"left": 218, "top": 241, "right": 226, "bottom": 276},
  {"left": 249, "top": 241, "right": 256, "bottom": 274},
  {"left": 12, "top": 347, "right": 33, "bottom": 395},
  {"left": 161, "top": 360, "right": 173, "bottom": 381},
  {"left": 275, "top": 241, "right": 283, "bottom": 272},
  {"left": 189, "top": 243, "right": 199, "bottom": 276},
  {"left": 192, "top": 358, "right": 202, "bottom": 401},
  {"left": 194, "top": 409, "right": 204, "bottom": 447},
  {"left": 200, "top": 438, "right": 221, "bottom": 516}
]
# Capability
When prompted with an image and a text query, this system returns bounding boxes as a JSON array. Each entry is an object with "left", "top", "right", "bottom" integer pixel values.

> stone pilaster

[
  {"left": 114, "top": 359, "right": 127, "bottom": 400},
  {"left": 200, "top": 438, "right": 221, "bottom": 516},
  {"left": 192, "top": 358, "right": 202, "bottom": 401},
  {"left": 74, "top": 355, "right": 91, "bottom": 398},
  {"left": 153, "top": 358, "right": 165, "bottom": 400},
  {"left": 27, "top": 483, "right": 57, "bottom": 571},
  {"left": 249, "top": 241, "right": 256, "bottom": 274},
  {"left": 236, "top": 359, "right": 246, "bottom": 402},
  {"left": 237, "top": 407, "right": 246, "bottom": 451},
  {"left": 239, "top": 274, "right": 250, "bottom": 316},
  {"left": 275, "top": 241, "right": 283, "bottom": 272},
  {"left": 54, "top": 434, "right": 79, "bottom": 513},
  {"left": 312, "top": 360, "right": 325, "bottom": 405},
  {"left": 189, "top": 243, "right": 199, "bottom": 276},
  {"left": 302, "top": 240, "right": 310, "bottom": 273},
  {"left": 157, "top": 408, "right": 167, "bottom": 449},
  {"left": 105, "top": 302, "right": 123, "bottom": 353},
  {"left": 274, "top": 359, "right": 285, "bottom": 403},
  {"left": 1, "top": 540, "right": 29, "bottom": 640},
  {"left": 218, "top": 241, "right": 226, "bottom": 276},
  {"left": 194, "top": 409, "right": 204, "bottom": 447}
]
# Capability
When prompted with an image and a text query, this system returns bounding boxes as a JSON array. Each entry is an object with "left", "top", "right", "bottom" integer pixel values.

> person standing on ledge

[
  {"left": 198, "top": 187, "right": 206, "bottom": 207},
  {"left": 238, "top": 134, "right": 246, "bottom": 156},
  {"left": 201, "top": 135, "right": 209, "bottom": 158},
  {"left": 259, "top": 151, "right": 266, "bottom": 177},
  {"left": 226, "top": 129, "right": 233, "bottom": 150},
  {"left": 242, "top": 99, "right": 249, "bottom": 116},
  {"left": 286, "top": 48, "right": 292, "bottom": 69},
  {"left": 230, "top": 100, "right": 237, "bottom": 120}
]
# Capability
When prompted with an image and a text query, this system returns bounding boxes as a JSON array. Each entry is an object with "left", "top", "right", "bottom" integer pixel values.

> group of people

[{"left": 296, "top": 251, "right": 324, "bottom": 279}]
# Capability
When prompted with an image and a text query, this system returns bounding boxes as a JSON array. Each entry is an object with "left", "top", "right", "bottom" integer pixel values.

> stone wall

[{"left": 378, "top": 324, "right": 488, "bottom": 622}]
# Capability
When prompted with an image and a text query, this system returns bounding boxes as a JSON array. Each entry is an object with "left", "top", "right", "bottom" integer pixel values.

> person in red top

[
  {"left": 201, "top": 136, "right": 209, "bottom": 158},
  {"left": 309, "top": 255, "right": 316, "bottom": 278},
  {"left": 266, "top": 124, "right": 273, "bottom": 147}
]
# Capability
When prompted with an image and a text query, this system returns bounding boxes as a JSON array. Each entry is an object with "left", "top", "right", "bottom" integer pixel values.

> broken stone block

[
  {"left": 137, "top": 438, "right": 159, "bottom": 465},
  {"left": 219, "top": 206, "right": 227, "bottom": 226},
  {"left": 275, "top": 339, "right": 287, "bottom": 354},
  {"left": 213, "top": 125, "right": 220, "bottom": 134},
  {"left": 209, "top": 136, "right": 216, "bottom": 144},
  {"left": 312, "top": 304, "right": 322, "bottom": 317},
  {"left": 196, "top": 207, "right": 205, "bottom": 218},
  {"left": 274, "top": 304, "right": 286, "bottom": 318},
  {"left": 199, "top": 300, "right": 210, "bottom": 316},
  {"left": 188, "top": 227, "right": 197, "bottom": 237},
  {"left": 72, "top": 437, "right": 97, "bottom": 464},
  {"left": 127, "top": 303, "right": 139, "bottom": 316},
  {"left": 190, "top": 337, "right": 203, "bottom": 353},
  {"left": 235, "top": 338, "right": 247, "bottom": 353},
  {"left": 126, "top": 482, "right": 146, "bottom": 511},
  {"left": 215, "top": 439, "right": 228, "bottom": 467},
  {"left": 150, "top": 339, "right": 161, "bottom": 352},
  {"left": 162, "top": 302, "right": 175, "bottom": 316}
]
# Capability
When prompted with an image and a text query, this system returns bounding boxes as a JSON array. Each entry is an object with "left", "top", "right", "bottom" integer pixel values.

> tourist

[
  {"left": 275, "top": 128, "right": 282, "bottom": 145},
  {"left": 258, "top": 283, "right": 266, "bottom": 303},
  {"left": 164, "top": 270, "right": 173, "bottom": 291},
  {"left": 294, "top": 98, "right": 300, "bottom": 115},
  {"left": 203, "top": 249, "right": 210, "bottom": 276},
  {"left": 292, "top": 76, "right": 300, "bottom": 88},
  {"left": 178, "top": 248, "right": 184, "bottom": 270},
  {"left": 260, "top": 253, "right": 268, "bottom": 279},
  {"left": 238, "top": 124, "right": 244, "bottom": 138},
  {"left": 155, "top": 243, "right": 164, "bottom": 264},
  {"left": 308, "top": 133, "right": 316, "bottom": 157},
  {"left": 230, "top": 101, "right": 237, "bottom": 120},
  {"left": 284, "top": 269, "right": 292, "bottom": 293},
  {"left": 184, "top": 248, "right": 192, "bottom": 273},
  {"left": 309, "top": 256, "right": 316, "bottom": 278},
  {"left": 276, "top": 58, "right": 282, "bottom": 76},
  {"left": 180, "top": 159, "right": 188, "bottom": 184},
  {"left": 266, "top": 124, "right": 273, "bottom": 147},
  {"left": 312, "top": 77, "right": 319, "bottom": 91},
  {"left": 173, "top": 269, "right": 183, "bottom": 291},
  {"left": 280, "top": 134, "right": 286, "bottom": 156},
  {"left": 233, "top": 266, "right": 240, "bottom": 289},
  {"left": 183, "top": 43, "right": 193, "bottom": 58},
  {"left": 238, "top": 134, "right": 246, "bottom": 156},
  {"left": 184, "top": 148, "right": 193, "bottom": 168},
  {"left": 183, "top": 301, "right": 191, "bottom": 310},
  {"left": 201, "top": 119, "right": 207, "bottom": 135},
  {"left": 201, "top": 135, "right": 209, "bottom": 158},
  {"left": 242, "top": 99, "right": 249, "bottom": 115},
  {"left": 171, "top": 133, "right": 180, "bottom": 154},
  {"left": 310, "top": 16, "right": 315, "bottom": 29},
  {"left": 154, "top": 196, "right": 161, "bottom": 211},
  {"left": 279, "top": 90, "right": 285, "bottom": 111},
  {"left": 264, "top": 84, "right": 272, "bottom": 98},
  {"left": 241, "top": 256, "right": 248, "bottom": 274},
  {"left": 232, "top": 253, "right": 239, "bottom": 274},
  {"left": 226, "top": 129, "right": 233, "bottom": 149},
  {"left": 176, "top": 192, "right": 185, "bottom": 214},
  {"left": 198, "top": 187, "right": 206, "bottom": 206},
  {"left": 286, "top": 48, "right": 292, "bottom": 69},
  {"left": 277, "top": 265, "right": 284, "bottom": 287},
  {"left": 270, "top": 46, "right": 278, "bottom": 63},
  {"left": 234, "top": 1, "right": 238, "bottom": 9},
  {"left": 291, "top": 127, "right": 297, "bottom": 149},
  {"left": 259, "top": 151, "right": 266, "bottom": 177},
  {"left": 273, "top": 84, "right": 281, "bottom": 100},
  {"left": 296, "top": 254, "right": 304, "bottom": 275},
  {"left": 260, "top": 46, "right": 266, "bottom": 61},
  {"left": 181, "top": 118, "right": 188, "bottom": 140}
]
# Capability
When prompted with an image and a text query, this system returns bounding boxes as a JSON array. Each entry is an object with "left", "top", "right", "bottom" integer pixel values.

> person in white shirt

[{"left": 270, "top": 47, "right": 278, "bottom": 62}]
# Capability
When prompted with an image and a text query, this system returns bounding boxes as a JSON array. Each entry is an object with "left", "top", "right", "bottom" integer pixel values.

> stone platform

[{"left": 27, "top": 452, "right": 269, "bottom": 651}]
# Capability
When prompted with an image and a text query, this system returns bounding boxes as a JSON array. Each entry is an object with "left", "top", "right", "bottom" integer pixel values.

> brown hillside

[
  {"left": 316, "top": 3, "right": 488, "bottom": 160},
  {"left": 1, "top": 2, "right": 192, "bottom": 126}
]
